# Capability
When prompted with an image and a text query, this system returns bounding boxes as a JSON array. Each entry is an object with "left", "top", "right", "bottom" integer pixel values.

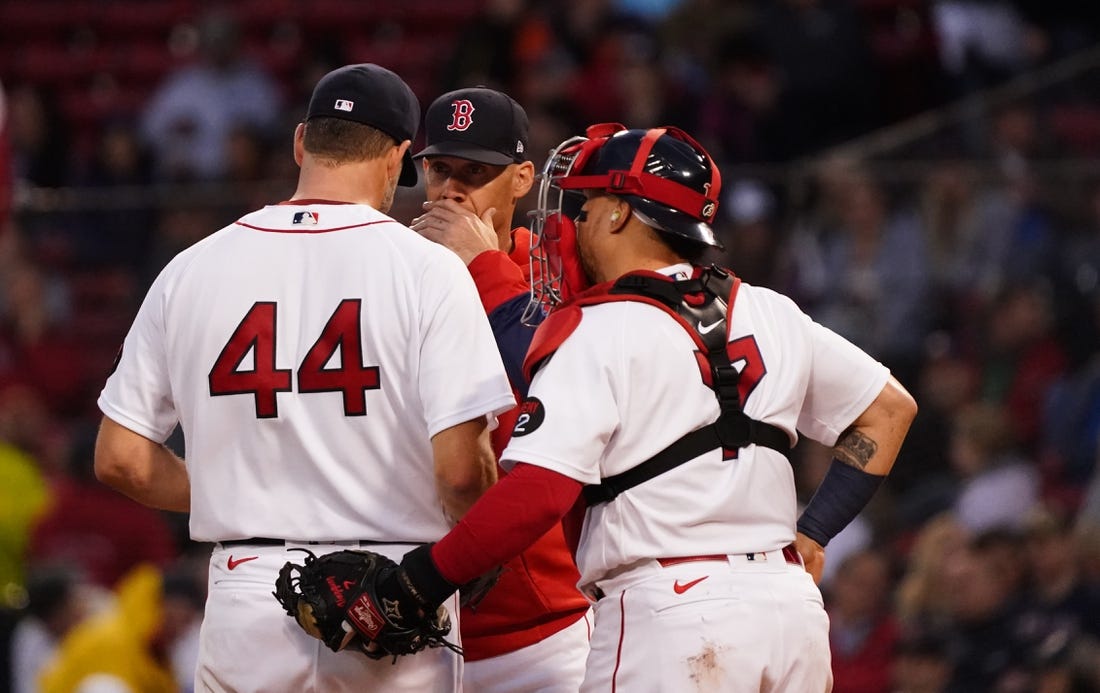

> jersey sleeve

[
  {"left": 498, "top": 316, "right": 620, "bottom": 483},
  {"left": 468, "top": 249, "right": 541, "bottom": 394},
  {"left": 796, "top": 314, "right": 890, "bottom": 446},
  {"left": 97, "top": 268, "right": 178, "bottom": 442},
  {"left": 467, "top": 249, "right": 529, "bottom": 314},
  {"left": 418, "top": 250, "right": 516, "bottom": 437},
  {"left": 487, "top": 293, "right": 541, "bottom": 396}
]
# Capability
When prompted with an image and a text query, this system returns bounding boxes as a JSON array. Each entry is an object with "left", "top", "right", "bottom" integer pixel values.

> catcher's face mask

[
  {"left": 523, "top": 123, "right": 722, "bottom": 324},
  {"left": 523, "top": 124, "right": 622, "bottom": 324}
]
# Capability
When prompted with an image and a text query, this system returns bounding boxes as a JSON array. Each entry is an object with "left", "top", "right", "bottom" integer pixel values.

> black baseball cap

[
  {"left": 414, "top": 87, "right": 529, "bottom": 165},
  {"left": 306, "top": 63, "right": 421, "bottom": 187}
]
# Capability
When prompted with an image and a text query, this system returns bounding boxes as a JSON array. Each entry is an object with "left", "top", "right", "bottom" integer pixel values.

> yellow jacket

[
  {"left": 0, "top": 441, "right": 49, "bottom": 597},
  {"left": 39, "top": 564, "right": 178, "bottom": 693}
]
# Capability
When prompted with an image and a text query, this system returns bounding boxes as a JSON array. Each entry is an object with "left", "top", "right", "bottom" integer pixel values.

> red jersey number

[
  {"left": 721, "top": 336, "right": 766, "bottom": 460},
  {"left": 209, "top": 300, "right": 381, "bottom": 418},
  {"left": 726, "top": 336, "right": 765, "bottom": 404}
]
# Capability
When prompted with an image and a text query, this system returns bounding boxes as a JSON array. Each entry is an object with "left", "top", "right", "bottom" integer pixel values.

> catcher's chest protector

[{"left": 522, "top": 265, "right": 790, "bottom": 505}]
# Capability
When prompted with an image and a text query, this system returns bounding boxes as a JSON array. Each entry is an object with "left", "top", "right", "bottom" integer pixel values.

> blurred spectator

[
  {"left": 888, "top": 338, "right": 977, "bottom": 520},
  {"left": 714, "top": 179, "right": 780, "bottom": 287},
  {"left": 442, "top": 0, "right": 540, "bottom": 93},
  {"left": 895, "top": 513, "right": 970, "bottom": 632},
  {"left": 827, "top": 550, "right": 899, "bottom": 693},
  {"left": 0, "top": 262, "right": 89, "bottom": 418},
  {"left": 9, "top": 566, "right": 103, "bottom": 693},
  {"left": 6, "top": 85, "right": 70, "bottom": 189},
  {"left": 0, "top": 384, "right": 68, "bottom": 477},
  {"left": 71, "top": 121, "right": 156, "bottom": 271},
  {"left": 892, "top": 629, "right": 953, "bottom": 693},
  {"left": 141, "top": 203, "right": 222, "bottom": 291},
  {"left": 959, "top": 106, "right": 1058, "bottom": 306},
  {"left": 949, "top": 401, "right": 1040, "bottom": 533},
  {"left": 860, "top": 1, "right": 945, "bottom": 123},
  {"left": 219, "top": 124, "right": 282, "bottom": 219},
  {"left": 27, "top": 426, "right": 177, "bottom": 590},
  {"left": 931, "top": 0, "right": 1031, "bottom": 97},
  {"left": 1041, "top": 357, "right": 1100, "bottom": 498},
  {"left": 918, "top": 162, "right": 984, "bottom": 332},
  {"left": 979, "top": 281, "right": 1068, "bottom": 453},
  {"left": 565, "top": 11, "right": 666, "bottom": 126},
  {"left": 141, "top": 9, "right": 280, "bottom": 181},
  {"left": 1053, "top": 178, "right": 1100, "bottom": 365},
  {"left": 693, "top": 34, "right": 796, "bottom": 163},
  {"left": 941, "top": 529, "right": 1038, "bottom": 692},
  {"left": 0, "top": 428, "right": 49, "bottom": 605},
  {"left": 1025, "top": 500, "right": 1100, "bottom": 604},
  {"left": 795, "top": 170, "right": 932, "bottom": 384},
  {"left": 38, "top": 565, "right": 181, "bottom": 693},
  {"left": 756, "top": 0, "right": 879, "bottom": 156}
]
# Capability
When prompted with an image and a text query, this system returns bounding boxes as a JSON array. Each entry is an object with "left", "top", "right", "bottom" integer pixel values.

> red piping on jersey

[
  {"left": 234, "top": 219, "right": 394, "bottom": 234},
  {"left": 276, "top": 199, "right": 354, "bottom": 205},
  {"left": 612, "top": 589, "right": 627, "bottom": 693}
]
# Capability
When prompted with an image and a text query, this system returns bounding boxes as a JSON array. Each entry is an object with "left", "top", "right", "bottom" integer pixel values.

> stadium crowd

[{"left": 2, "top": 1, "right": 1100, "bottom": 691}]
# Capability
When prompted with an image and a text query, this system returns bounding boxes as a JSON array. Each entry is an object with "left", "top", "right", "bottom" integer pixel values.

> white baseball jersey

[
  {"left": 500, "top": 265, "right": 889, "bottom": 592},
  {"left": 99, "top": 202, "right": 515, "bottom": 543}
]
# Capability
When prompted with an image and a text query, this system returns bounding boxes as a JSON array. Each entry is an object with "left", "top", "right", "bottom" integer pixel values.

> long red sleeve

[{"left": 431, "top": 463, "right": 583, "bottom": 585}]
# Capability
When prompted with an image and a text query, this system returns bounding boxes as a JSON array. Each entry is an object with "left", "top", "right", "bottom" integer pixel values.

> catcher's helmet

[
  {"left": 556, "top": 124, "right": 722, "bottom": 247},
  {"left": 523, "top": 123, "right": 722, "bottom": 323}
]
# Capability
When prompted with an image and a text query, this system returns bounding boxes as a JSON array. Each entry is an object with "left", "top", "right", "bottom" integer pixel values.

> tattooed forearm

[{"left": 834, "top": 429, "right": 878, "bottom": 470}]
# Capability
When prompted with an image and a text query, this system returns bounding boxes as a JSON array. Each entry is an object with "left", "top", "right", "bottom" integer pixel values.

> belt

[
  {"left": 219, "top": 537, "right": 421, "bottom": 548},
  {"left": 590, "top": 545, "right": 804, "bottom": 601},
  {"left": 658, "top": 545, "right": 802, "bottom": 568}
]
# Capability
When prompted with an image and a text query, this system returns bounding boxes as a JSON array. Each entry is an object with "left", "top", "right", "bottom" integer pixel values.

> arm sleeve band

[
  {"left": 796, "top": 459, "right": 886, "bottom": 547},
  {"left": 431, "top": 463, "right": 582, "bottom": 585}
]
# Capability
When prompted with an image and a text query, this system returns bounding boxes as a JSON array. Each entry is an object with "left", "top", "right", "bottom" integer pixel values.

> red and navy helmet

[
  {"left": 556, "top": 123, "right": 722, "bottom": 247},
  {"left": 524, "top": 123, "right": 722, "bottom": 320}
]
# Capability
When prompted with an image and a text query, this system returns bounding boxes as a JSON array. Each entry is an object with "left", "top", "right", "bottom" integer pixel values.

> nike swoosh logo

[
  {"left": 227, "top": 555, "right": 259, "bottom": 570},
  {"left": 697, "top": 320, "right": 722, "bottom": 334},
  {"left": 673, "top": 576, "right": 709, "bottom": 594}
]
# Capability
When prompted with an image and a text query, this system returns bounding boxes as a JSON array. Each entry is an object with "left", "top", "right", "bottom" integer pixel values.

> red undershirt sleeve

[
  {"left": 468, "top": 249, "right": 530, "bottom": 314},
  {"left": 430, "top": 462, "right": 583, "bottom": 585}
]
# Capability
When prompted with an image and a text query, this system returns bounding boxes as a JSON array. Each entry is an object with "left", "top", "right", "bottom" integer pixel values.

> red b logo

[{"left": 447, "top": 100, "right": 476, "bottom": 131}]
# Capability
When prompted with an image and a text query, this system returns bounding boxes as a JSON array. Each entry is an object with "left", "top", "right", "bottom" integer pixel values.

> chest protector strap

[{"left": 582, "top": 266, "right": 791, "bottom": 507}]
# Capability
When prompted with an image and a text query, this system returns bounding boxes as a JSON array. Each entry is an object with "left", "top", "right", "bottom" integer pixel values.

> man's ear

[
  {"left": 390, "top": 140, "right": 412, "bottom": 179},
  {"left": 293, "top": 123, "right": 306, "bottom": 166},
  {"left": 513, "top": 160, "right": 536, "bottom": 198},
  {"left": 608, "top": 200, "right": 630, "bottom": 232}
]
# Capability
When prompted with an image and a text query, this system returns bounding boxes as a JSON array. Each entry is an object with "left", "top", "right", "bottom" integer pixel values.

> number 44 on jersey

[{"left": 208, "top": 299, "right": 380, "bottom": 419}]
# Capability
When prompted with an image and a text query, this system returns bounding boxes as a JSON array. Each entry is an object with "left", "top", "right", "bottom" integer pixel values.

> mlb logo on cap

[
  {"left": 334, "top": 99, "right": 354, "bottom": 112},
  {"left": 293, "top": 211, "right": 319, "bottom": 225}
]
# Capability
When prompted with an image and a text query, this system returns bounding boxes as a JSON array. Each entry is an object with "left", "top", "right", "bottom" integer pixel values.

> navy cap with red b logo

[{"left": 414, "top": 87, "right": 529, "bottom": 165}]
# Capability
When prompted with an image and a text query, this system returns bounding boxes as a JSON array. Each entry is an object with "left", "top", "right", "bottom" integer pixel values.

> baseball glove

[{"left": 272, "top": 548, "right": 460, "bottom": 661}]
